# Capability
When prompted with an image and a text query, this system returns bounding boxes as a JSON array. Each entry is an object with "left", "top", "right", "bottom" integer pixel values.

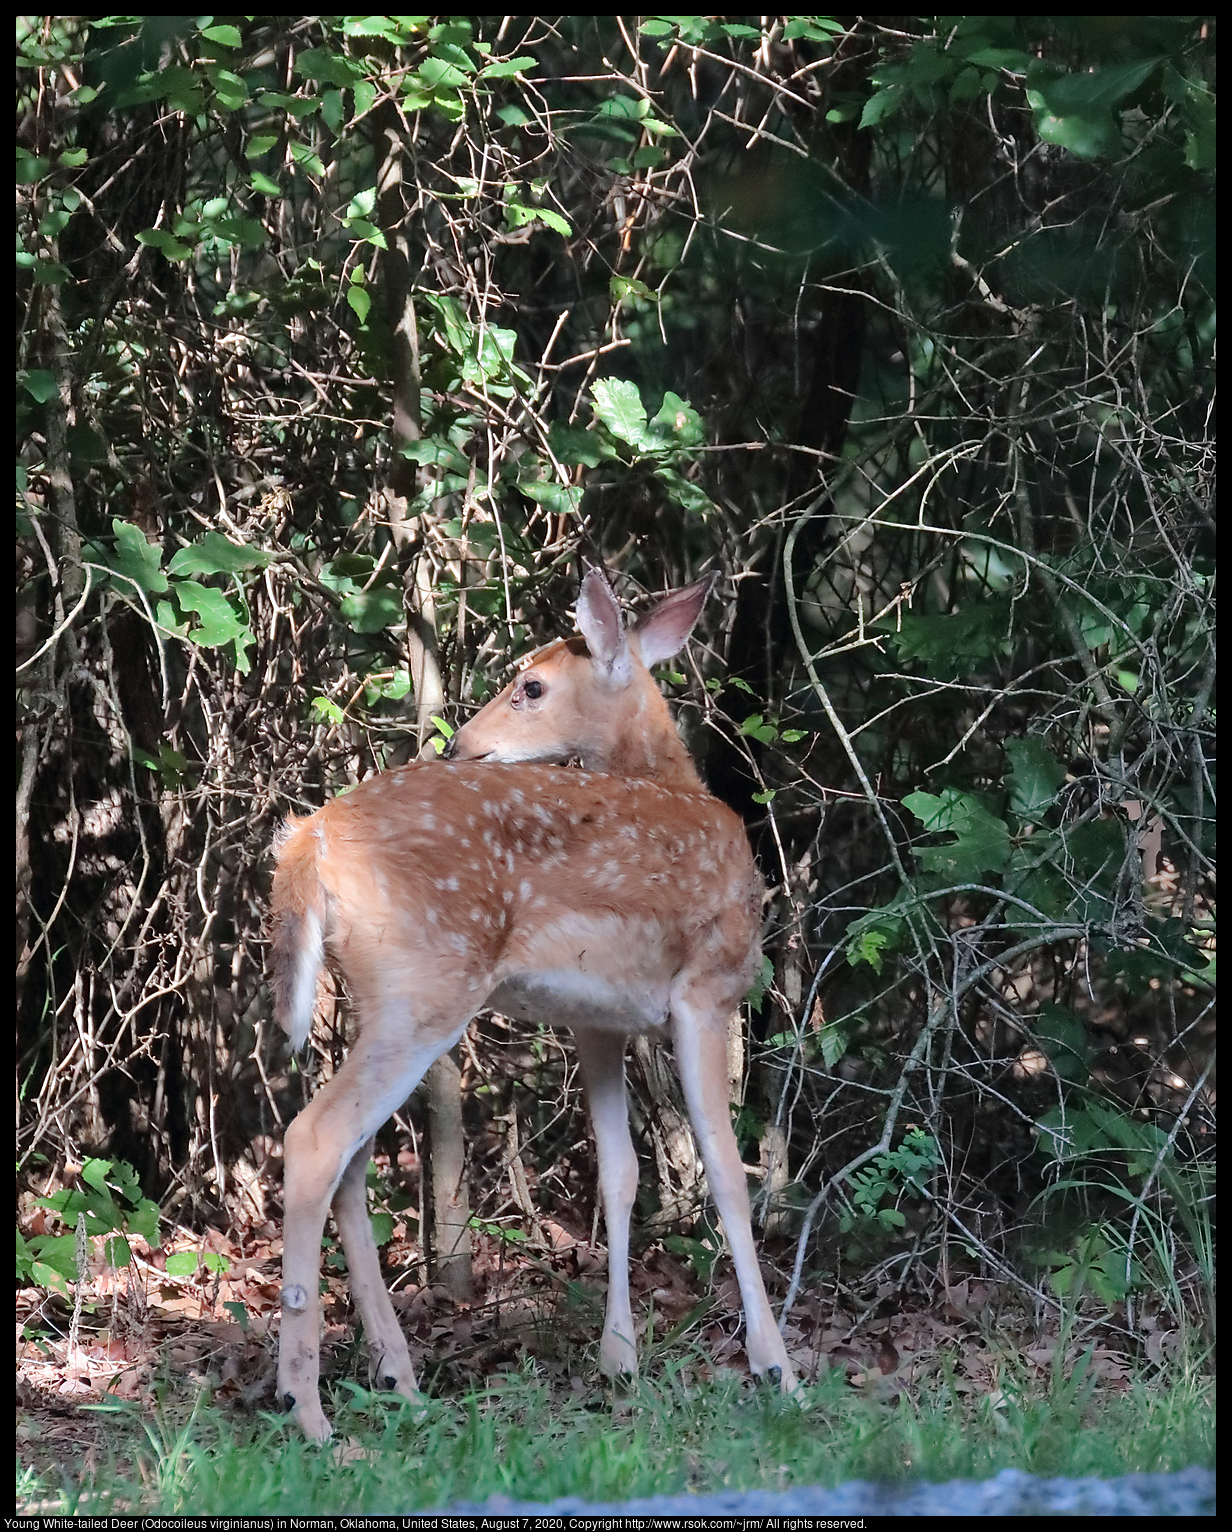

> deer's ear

[
  {"left": 576, "top": 567, "right": 632, "bottom": 684},
  {"left": 633, "top": 577, "right": 713, "bottom": 667}
]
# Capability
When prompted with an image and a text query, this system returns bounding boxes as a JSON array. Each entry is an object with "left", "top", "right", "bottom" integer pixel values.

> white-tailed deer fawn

[{"left": 269, "top": 569, "right": 796, "bottom": 1440}]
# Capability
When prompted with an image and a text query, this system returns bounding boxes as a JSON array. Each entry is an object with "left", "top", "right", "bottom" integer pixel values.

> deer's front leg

[{"left": 574, "top": 1027, "right": 639, "bottom": 1378}]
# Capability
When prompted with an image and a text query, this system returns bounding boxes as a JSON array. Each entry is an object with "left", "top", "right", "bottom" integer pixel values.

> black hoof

[
  {"left": 381, "top": 1374, "right": 398, "bottom": 1391},
  {"left": 765, "top": 1366, "right": 782, "bottom": 1387},
  {"left": 282, "top": 1391, "right": 297, "bottom": 1411}
]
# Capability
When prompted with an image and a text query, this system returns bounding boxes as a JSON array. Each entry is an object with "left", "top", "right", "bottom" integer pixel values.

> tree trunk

[{"left": 424, "top": 1046, "right": 473, "bottom": 1301}]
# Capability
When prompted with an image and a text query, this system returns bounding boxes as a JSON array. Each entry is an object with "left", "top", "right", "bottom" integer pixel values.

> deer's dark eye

[{"left": 523, "top": 678, "right": 544, "bottom": 700}]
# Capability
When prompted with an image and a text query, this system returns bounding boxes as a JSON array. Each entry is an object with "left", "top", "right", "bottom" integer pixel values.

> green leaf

[
  {"left": 846, "top": 918, "right": 899, "bottom": 974},
  {"left": 534, "top": 207, "right": 572, "bottom": 236},
  {"left": 91, "top": 519, "right": 169, "bottom": 595},
  {"left": 959, "top": 45, "right": 1031, "bottom": 69},
  {"left": 31, "top": 258, "right": 73, "bottom": 285},
  {"left": 340, "top": 586, "right": 403, "bottom": 633},
  {"left": 347, "top": 285, "right": 372, "bottom": 322},
  {"left": 655, "top": 465, "right": 714, "bottom": 517},
  {"left": 647, "top": 390, "right": 704, "bottom": 447},
  {"left": 201, "top": 23, "right": 242, "bottom": 48},
  {"left": 21, "top": 369, "right": 59, "bottom": 404},
  {"left": 370, "top": 1210, "right": 394, "bottom": 1246},
  {"left": 321, "top": 88, "right": 346, "bottom": 133},
  {"left": 153, "top": 600, "right": 190, "bottom": 639},
  {"left": 1005, "top": 857, "right": 1072, "bottom": 928},
  {"left": 859, "top": 86, "right": 903, "bottom": 128},
  {"left": 137, "top": 227, "right": 195, "bottom": 262},
  {"left": 345, "top": 187, "right": 378, "bottom": 219},
  {"left": 288, "top": 142, "right": 326, "bottom": 177},
  {"left": 1033, "top": 1105, "right": 1106, "bottom": 1166},
  {"left": 296, "top": 46, "right": 367, "bottom": 88},
  {"left": 819, "top": 1022, "right": 848, "bottom": 1069},
  {"left": 1005, "top": 736, "right": 1066, "bottom": 824},
  {"left": 104, "top": 1235, "right": 133, "bottom": 1268},
  {"left": 173, "top": 581, "right": 249, "bottom": 647},
  {"left": 745, "top": 954, "right": 773, "bottom": 1014},
  {"left": 517, "top": 479, "right": 583, "bottom": 517},
  {"left": 547, "top": 421, "right": 604, "bottom": 467},
  {"left": 132, "top": 741, "right": 190, "bottom": 790},
  {"left": 949, "top": 65, "right": 985, "bottom": 102},
  {"left": 165, "top": 1251, "right": 199, "bottom": 1277},
  {"left": 1032, "top": 1004, "right": 1092, "bottom": 1084},
  {"left": 1025, "top": 59, "right": 1162, "bottom": 162},
  {"left": 1065, "top": 818, "right": 1125, "bottom": 880},
  {"left": 29, "top": 1231, "right": 84, "bottom": 1280},
  {"left": 739, "top": 713, "right": 778, "bottom": 745},
  {"left": 504, "top": 200, "right": 538, "bottom": 229},
  {"left": 1032, "top": 58, "right": 1161, "bottom": 117},
  {"left": 364, "top": 669, "right": 411, "bottom": 703},
  {"left": 80, "top": 1158, "right": 112, "bottom": 1194},
  {"left": 262, "top": 92, "right": 322, "bottom": 120},
  {"left": 418, "top": 55, "right": 469, "bottom": 92},
  {"left": 16, "top": 149, "right": 52, "bottom": 183},
  {"left": 1085, "top": 1098, "right": 1170, "bottom": 1178},
  {"left": 783, "top": 18, "right": 846, "bottom": 41},
  {"left": 168, "top": 531, "right": 271, "bottom": 577},
  {"left": 310, "top": 697, "right": 345, "bottom": 725},
  {"left": 343, "top": 17, "right": 422, "bottom": 42},
  {"left": 206, "top": 66, "right": 249, "bottom": 110},
  {"left": 479, "top": 56, "right": 537, "bottom": 79},
  {"left": 880, "top": 599, "right": 1011, "bottom": 679},
  {"left": 223, "top": 1299, "right": 250, "bottom": 1330},
  {"left": 591, "top": 377, "right": 648, "bottom": 448},
  {"left": 905, "top": 789, "right": 1010, "bottom": 880},
  {"left": 1029, "top": 95, "right": 1120, "bottom": 159}
]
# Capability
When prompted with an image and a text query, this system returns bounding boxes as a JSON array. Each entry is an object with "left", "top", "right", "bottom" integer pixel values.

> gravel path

[{"left": 447, "top": 1464, "right": 1214, "bottom": 1517}]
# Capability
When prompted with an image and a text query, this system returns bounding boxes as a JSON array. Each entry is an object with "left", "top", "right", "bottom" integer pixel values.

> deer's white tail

[{"left": 270, "top": 818, "right": 326, "bottom": 1051}]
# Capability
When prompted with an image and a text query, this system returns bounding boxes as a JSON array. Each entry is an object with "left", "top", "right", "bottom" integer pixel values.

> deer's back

[{"left": 274, "top": 761, "right": 763, "bottom": 1024}]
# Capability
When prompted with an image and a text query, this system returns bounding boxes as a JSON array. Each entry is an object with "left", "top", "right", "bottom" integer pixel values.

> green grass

[{"left": 16, "top": 1350, "right": 1215, "bottom": 1515}]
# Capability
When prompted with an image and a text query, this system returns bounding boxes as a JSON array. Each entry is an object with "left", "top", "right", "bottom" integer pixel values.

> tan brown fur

[{"left": 269, "top": 571, "right": 796, "bottom": 1440}]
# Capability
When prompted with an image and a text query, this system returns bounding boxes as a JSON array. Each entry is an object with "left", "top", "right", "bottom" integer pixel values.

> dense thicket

[{"left": 17, "top": 16, "right": 1214, "bottom": 1336}]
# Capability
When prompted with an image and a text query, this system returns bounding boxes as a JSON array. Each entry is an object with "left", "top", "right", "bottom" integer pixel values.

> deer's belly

[
  {"left": 489, "top": 908, "right": 680, "bottom": 1032},
  {"left": 487, "top": 971, "right": 670, "bottom": 1033}
]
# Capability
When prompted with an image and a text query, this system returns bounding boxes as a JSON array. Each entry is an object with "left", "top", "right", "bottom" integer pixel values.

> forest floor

[{"left": 16, "top": 1208, "right": 1209, "bottom": 1511}]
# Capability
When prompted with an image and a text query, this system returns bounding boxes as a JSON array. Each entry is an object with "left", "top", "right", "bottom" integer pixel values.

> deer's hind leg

[
  {"left": 331, "top": 1133, "right": 421, "bottom": 1403},
  {"left": 278, "top": 1014, "right": 467, "bottom": 1441}
]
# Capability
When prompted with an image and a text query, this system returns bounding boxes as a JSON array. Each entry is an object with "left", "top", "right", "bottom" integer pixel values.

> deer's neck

[{"left": 589, "top": 691, "right": 705, "bottom": 792}]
